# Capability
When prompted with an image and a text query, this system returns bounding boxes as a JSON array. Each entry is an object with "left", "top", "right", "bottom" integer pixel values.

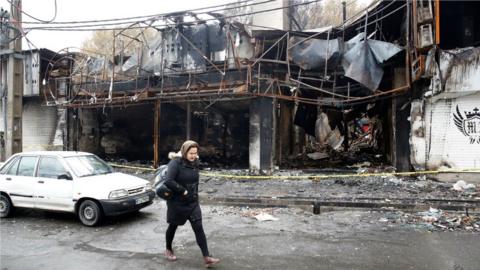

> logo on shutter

[{"left": 453, "top": 105, "right": 480, "bottom": 144}]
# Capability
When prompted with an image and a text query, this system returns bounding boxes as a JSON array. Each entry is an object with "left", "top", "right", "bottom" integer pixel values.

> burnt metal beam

[{"left": 71, "top": 69, "right": 248, "bottom": 95}]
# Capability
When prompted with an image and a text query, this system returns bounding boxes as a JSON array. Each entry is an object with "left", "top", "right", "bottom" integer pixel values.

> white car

[{"left": 0, "top": 151, "right": 155, "bottom": 226}]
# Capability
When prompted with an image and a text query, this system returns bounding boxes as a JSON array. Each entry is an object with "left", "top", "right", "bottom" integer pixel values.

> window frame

[
  {"left": 63, "top": 154, "right": 112, "bottom": 178},
  {"left": 0, "top": 156, "right": 20, "bottom": 175},
  {"left": 15, "top": 155, "right": 40, "bottom": 177},
  {"left": 36, "top": 156, "right": 71, "bottom": 180}
]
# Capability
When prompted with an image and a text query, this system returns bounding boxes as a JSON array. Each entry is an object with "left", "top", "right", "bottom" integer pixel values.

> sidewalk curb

[{"left": 200, "top": 194, "right": 480, "bottom": 212}]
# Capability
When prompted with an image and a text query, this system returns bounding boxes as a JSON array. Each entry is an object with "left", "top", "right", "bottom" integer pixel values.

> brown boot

[
  {"left": 164, "top": 249, "right": 177, "bottom": 261},
  {"left": 204, "top": 256, "right": 220, "bottom": 268}
]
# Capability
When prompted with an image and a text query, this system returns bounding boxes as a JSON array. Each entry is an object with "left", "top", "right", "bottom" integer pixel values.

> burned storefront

[
  {"left": 245, "top": 0, "right": 410, "bottom": 171},
  {"left": 43, "top": 14, "right": 255, "bottom": 168},
  {"left": 39, "top": 0, "right": 480, "bottom": 174}
]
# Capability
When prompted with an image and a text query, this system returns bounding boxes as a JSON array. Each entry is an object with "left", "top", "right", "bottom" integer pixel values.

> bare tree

[
  {"left": 81, "top": 28, "right": 156, "bottom": 57},
  {"left": 221, "top": 0, "right": 368, "bottom": 31},
  {"left": 291, "top": 0, "right": 368, "bottom": 31},
  {"left": 223, "top": 0, "right": 253, "bottom": 25}
]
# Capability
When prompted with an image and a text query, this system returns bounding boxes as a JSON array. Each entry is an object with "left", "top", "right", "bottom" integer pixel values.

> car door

[
  {"left": 35, "top": 156, "right": 75, "bottom": 212},
  {"left": 0, "top": 156, "right": 20, "bottom": 194},
  {"left": 3, "top": 155, "right": 39, "bottom": 208}
]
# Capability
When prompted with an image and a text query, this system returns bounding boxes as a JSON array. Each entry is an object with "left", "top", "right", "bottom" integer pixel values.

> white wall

[
  {"left": 412, "top": 47, "right": 480, "bottom": 170},
  {"left": 414, "top": 95, "right": 480, "bottom": 169}
]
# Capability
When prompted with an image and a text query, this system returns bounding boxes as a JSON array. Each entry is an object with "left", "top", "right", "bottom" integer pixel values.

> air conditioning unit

[
  {"left": 417, "top": 0, "right": 433, "bottom": 24},
  {"left": 418, "top": 24, "right": 433, "bottom": 49}
]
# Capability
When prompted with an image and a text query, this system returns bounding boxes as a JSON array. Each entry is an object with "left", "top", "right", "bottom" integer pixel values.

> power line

[
  {"left": 6, "top": 0, "right": 57, "bottom": 23},
  {"left": 21, "top": 0, "right": 271, "bottom": 25},
  {"left": 339, "top": 0, "right": 393, "bottom": 28},
  {"left": 23, "top": 0, "right": 276, "bottom": 30},
  {"left": 21, "top": 0, "right": 274, "bottom": 30},
  {"left": 25, "top": 0, "right": 322, "bottom": 32},
  {"left": 354, "top": 3, "right": 406, "bottom": 31}
]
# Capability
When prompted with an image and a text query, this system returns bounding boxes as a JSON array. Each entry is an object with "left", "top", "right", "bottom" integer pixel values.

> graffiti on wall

[{"left": 454, "top": 105, "right": 480, "bottom": 144}]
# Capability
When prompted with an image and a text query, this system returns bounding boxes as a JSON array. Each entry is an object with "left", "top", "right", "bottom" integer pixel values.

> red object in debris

[{"left": 361, "top": 124, "right": 370, "bottom": 133}]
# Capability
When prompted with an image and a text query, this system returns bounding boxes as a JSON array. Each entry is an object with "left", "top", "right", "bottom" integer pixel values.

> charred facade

[{"left": 28, "top": 0, "right": 480, "bottom": 174}]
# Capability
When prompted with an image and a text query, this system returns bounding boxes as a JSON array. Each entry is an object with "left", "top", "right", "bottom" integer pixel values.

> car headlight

[
  {"left": 109, "top": 189, "right": 128, "bottom": 199},
  {"left": 145, "top": 183, "right": 152, "bottom": 191}
]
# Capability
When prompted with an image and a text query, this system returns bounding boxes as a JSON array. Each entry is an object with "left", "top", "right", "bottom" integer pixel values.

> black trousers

[{"left": 166, "top": 218, "right": 209, "bottom": 257}]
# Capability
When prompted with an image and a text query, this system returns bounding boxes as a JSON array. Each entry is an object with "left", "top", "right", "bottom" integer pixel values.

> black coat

[{"left": 164, "top": 158, "right": 202, "bottom": 225}]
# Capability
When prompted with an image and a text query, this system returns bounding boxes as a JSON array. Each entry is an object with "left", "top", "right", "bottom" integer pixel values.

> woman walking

[{"left": 164, "top": 140, "right": 220, "bottom": 268}]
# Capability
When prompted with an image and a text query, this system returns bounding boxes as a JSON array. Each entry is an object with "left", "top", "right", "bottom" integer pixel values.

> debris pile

[
  {"left": 347, "top": 114, "right": 382, "bottom": 153},
  {"left": 379, "top": 208, "right": 480, "bottom": 232},
  {"left": 297, "top": 110, "right": 384, "bottom": 169},
  {"left": 452, "top": 180, "right": 476, "bottom": 192}
]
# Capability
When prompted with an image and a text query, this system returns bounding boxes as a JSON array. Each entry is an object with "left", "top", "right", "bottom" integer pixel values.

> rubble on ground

[
  {"left": 452, "top": 180, "right": 476, "bottom": 192},
  {"left": 111, "top": 161, "right": 480, "bottom": 203},
  {"left": 377, "top": 208, "right": 480, "bottom": 232}
]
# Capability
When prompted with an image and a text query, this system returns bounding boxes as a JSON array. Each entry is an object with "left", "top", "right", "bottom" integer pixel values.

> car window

[
  {"left": 4, "top": 157, "right": 20, "bottom": 175},
  {"left": 64, "top": 155, "right": 112, "bottom": 177},
  {"left": 37, "top": 157, "right": 69, "bottom": 179},
  {"left": 17, "top": 156, "right": 38, "bottom": 177}
]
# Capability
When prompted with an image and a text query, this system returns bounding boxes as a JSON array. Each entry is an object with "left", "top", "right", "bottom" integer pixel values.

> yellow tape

[
  {"left": 108, "top": 162, "right": 480, "bottom": 180},
  {"left": 109, "top": 163, "right": 156, "bottom": 172}
]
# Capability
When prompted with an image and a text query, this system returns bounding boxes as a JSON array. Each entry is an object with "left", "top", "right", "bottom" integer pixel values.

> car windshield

[{"left": 64, "top": 155, "right": 113, "bottom": 177}]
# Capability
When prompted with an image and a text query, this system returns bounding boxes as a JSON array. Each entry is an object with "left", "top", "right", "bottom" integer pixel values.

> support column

[
  {"left": 391, "top": 68, "right": 411, "bottom": 171},
  {"left": 153, "top": 101, "right": 161, "bottom": 167},
  {"left": 278, "top": 100, "right": 293, "bottom": 166},
  {"left": 249, "top": 97, "right": 276, "bottom": 174},
  {"left": 186, "top": 102, "right": 191, "bottom": 140},
  {"left": 72, "top": 109, "right": 79, "bottom": 151},
  {"left": 343, "top": 111, "right": 349, "bottom": 151}
]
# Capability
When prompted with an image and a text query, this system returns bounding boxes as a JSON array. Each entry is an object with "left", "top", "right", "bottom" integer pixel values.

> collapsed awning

[
  {"left": 342, "top": 33, "right": 403, "bottom": 90},
  {"left": 289, "top": 36, "right": 343, "bottom": 71}
]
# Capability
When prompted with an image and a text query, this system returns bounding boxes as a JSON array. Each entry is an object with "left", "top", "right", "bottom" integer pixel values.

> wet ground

[{"left": 1, "top": 200, "right": 480, "bottom": 270}]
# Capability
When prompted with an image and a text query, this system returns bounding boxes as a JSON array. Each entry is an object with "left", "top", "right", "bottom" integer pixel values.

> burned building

[
  {"left": 0, "top": 48, "right": 66, "bottom": 158},
  {"left": 29, "top": 0, "right": 480, "bottom": 174},
  {"left": 409, "top": 1, "right": 480, "bottom": 172}
]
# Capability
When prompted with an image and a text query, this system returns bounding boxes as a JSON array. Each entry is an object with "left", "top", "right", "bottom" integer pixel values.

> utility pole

[{"left": 1, "top": 0, "right": 23, "bottom": 160}]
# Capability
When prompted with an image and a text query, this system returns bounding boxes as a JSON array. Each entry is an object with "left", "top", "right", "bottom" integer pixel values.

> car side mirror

[{"left": 58, "top": 172, "right": 73, "bottom": 180}]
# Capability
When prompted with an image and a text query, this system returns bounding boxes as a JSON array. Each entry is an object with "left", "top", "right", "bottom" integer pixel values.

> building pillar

[
  {"left": 153, "top": 101, "right": 161, "bottom": 167},
  {"left": 249, "top": 97, "right": 276, "bottom": 174},
  {"left": 391, "top": 68, "right": 411, "bottom": 171},
  {"left": 186, "top": 102, "right": 191, "bottom": 140}
]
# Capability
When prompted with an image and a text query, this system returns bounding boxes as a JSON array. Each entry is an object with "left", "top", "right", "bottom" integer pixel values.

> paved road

[{"left": 1, "top": 200, "right": 479, "bottom": 270}]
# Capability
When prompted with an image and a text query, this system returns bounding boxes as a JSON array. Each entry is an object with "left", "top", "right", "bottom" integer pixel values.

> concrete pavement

[{"left": 1, "top": 200, "right": 479, "bottom": 270}]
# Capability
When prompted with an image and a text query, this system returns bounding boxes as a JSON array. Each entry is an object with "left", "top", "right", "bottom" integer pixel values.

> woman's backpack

[{"left": 153, "top": 165, "right": 173, "bottom": 200}]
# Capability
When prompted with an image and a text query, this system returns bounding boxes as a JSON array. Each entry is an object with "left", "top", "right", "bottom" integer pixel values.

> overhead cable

[
  {"left": 21, "top": 0, "right": 273, "bottom": 25},
  {"left": 25, "top": 0, "right": 322, "bottom": 31},
  {"left": 6, "top": 0, "right": 57, "bottom": 23}
]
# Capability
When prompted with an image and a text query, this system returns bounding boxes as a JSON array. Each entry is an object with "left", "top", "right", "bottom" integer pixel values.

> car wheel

[
  {"left": 0, "top": 194, "right": 13, "bottom": 218},
  {"left": 78, "top": 200, "right": 103, "bottom": 226}
]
